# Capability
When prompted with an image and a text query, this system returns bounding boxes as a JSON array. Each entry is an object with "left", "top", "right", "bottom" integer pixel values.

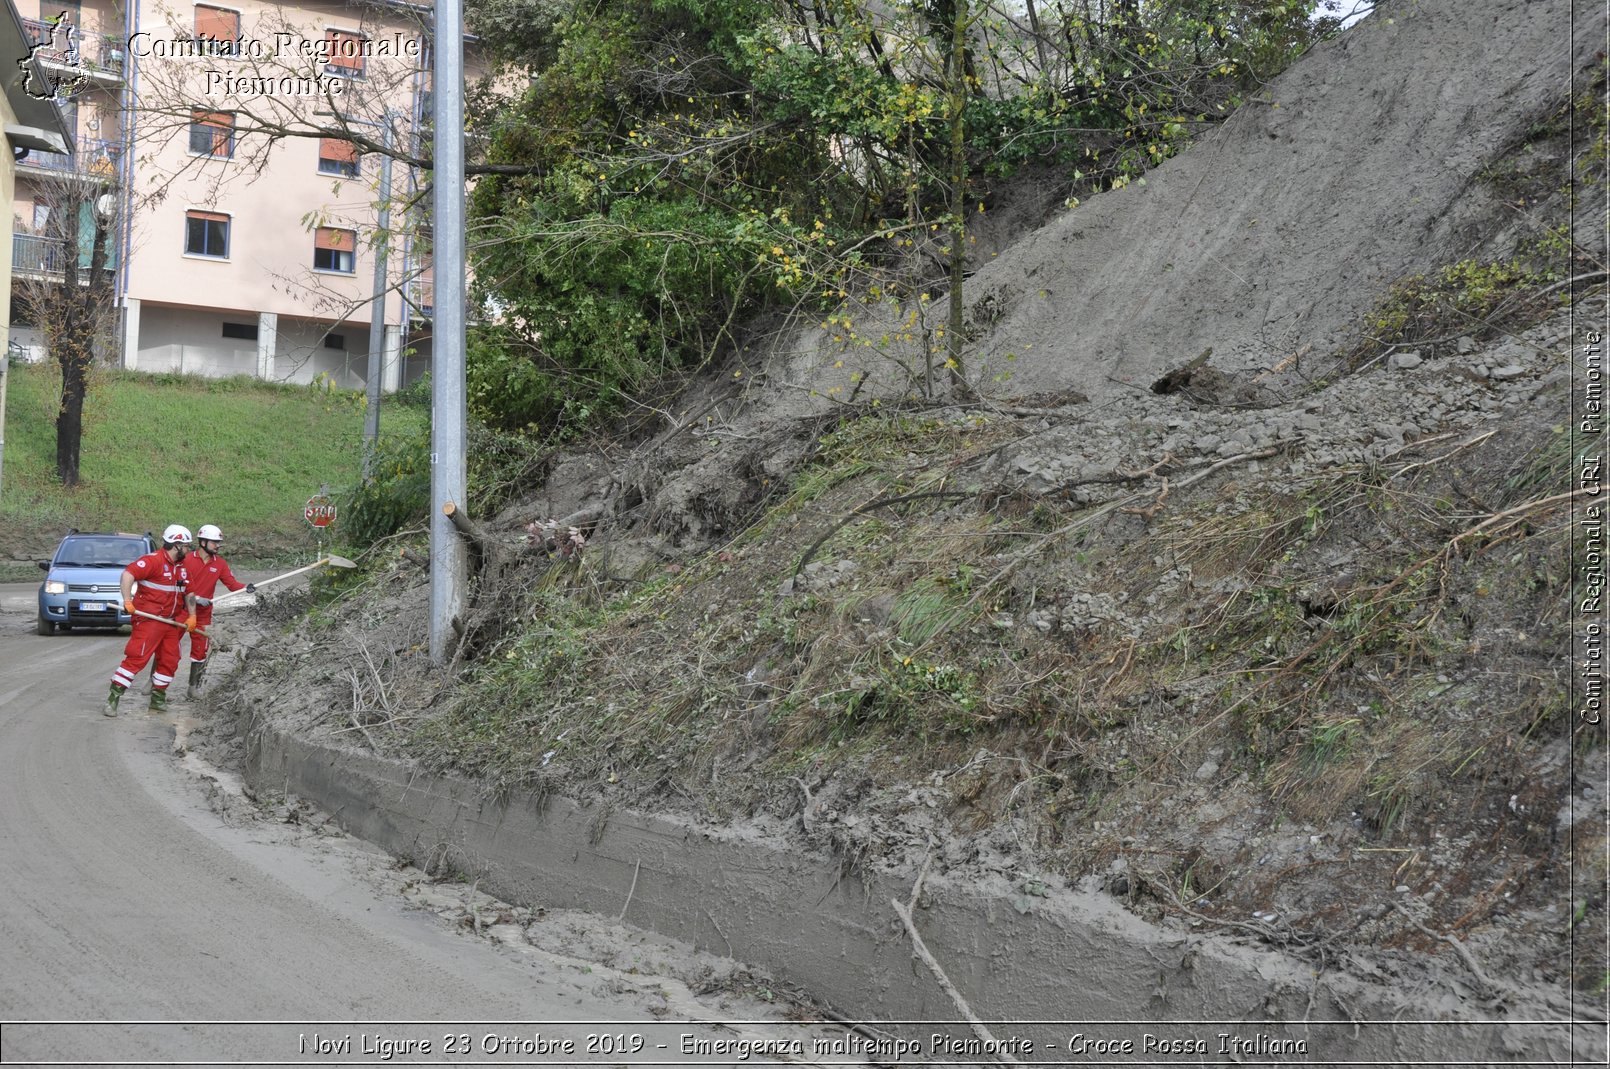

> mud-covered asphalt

[{"left": 0, "top": 583, "right": 838, "bottom": 1066}]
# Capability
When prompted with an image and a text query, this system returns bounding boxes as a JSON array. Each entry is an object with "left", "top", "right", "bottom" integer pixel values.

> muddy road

[{"left": 0, "top": 584, "right": 839, "bottom": 1066}]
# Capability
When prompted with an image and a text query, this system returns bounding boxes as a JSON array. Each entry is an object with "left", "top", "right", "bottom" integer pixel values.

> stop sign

[{"left": 304, "top": 495, "right": 337, "bottom": 528}]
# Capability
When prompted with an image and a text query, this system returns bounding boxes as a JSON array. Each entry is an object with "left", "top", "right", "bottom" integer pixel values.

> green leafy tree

[{"left": 462, "top": 0, "right": 1342, "bottom": 430}]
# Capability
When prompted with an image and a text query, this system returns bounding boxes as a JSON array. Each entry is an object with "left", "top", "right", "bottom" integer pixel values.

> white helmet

[
  {"left": 162, "top": 524, "right": 193, "bottom": 546},
  {"left": 197, "top": 524, "right": 224, "bottom": 542}
]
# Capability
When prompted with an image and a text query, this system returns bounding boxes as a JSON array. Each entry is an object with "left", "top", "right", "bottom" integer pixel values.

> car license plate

[{"left": 77, "top": 601, "right": 108, "bottom": 612}]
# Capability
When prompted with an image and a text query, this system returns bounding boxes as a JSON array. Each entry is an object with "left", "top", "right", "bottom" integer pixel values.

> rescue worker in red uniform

[
  {"left": 182, "top": 524, "right": 253, "bottom": 698},
  {"left": 105, "top": 524, "right": 195, "bottom": 716}
]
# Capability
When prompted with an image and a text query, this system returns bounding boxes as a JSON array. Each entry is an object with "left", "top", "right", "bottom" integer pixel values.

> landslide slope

[
  {"left": 204, "top": 0, "right": 1608, "bottom": 1036},
  {"left": 761, "top": 0, "right": 1606, "bottom": 408}
]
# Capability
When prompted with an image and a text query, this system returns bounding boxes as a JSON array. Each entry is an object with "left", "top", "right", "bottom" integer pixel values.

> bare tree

[{"left": 15, "top": 172, "right": 119, "bottom": 487}]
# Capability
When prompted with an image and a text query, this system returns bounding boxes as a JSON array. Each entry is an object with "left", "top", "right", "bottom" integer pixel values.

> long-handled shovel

[
  {"left": 212, "top": 555, "right": 357, "bottom": 605},
  {"left": 132, "top": 608, "right": 209, "bottom": 638}
]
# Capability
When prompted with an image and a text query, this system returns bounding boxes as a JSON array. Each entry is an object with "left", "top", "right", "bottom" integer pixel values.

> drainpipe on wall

[
  {"left": 115, "top": 0, "right": 138, "bottom": 368},
  {"left": 362, "top": 118, "right": 393, "bottom": 476}
]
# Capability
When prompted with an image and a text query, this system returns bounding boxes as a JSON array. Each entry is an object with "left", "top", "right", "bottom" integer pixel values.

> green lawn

[{"left": 0, "top": 360, "right": 427, "bottom": 561}]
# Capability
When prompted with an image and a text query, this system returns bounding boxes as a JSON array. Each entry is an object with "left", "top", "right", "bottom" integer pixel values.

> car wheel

[{"left": 36, "top": 617, "right": 54, "bottom": 636}]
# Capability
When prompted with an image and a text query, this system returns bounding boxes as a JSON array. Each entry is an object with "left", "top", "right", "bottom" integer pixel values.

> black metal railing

[
  {"left": 19, "top": 137, "right": 123, "bottom": 176},
  {"left": 21, "top": 17, "right": 126, "bottom": 77},
  {"left": 13, "top": 234, "right": 69, "bottom": 276}
]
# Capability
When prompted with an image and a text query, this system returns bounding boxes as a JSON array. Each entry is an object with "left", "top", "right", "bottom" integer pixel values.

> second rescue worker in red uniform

[
  {"left": 182, "top": 524, "right": 253, "bottom": 698},
  {"left": 105, "top": 524, "right": 196, "bottom": 716}
]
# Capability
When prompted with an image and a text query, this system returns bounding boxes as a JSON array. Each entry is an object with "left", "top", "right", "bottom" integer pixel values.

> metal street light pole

[{"left": 430, "top": 0, "right": 468, "bottom": 664}]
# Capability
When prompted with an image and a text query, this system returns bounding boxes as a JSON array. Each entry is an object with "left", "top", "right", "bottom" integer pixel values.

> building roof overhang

[{"left": 0, "top": 0, "right": 73, "bottom": 155}]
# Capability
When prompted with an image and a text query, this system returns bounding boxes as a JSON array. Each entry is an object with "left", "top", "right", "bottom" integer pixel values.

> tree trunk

[
  {"left": 1023, "top": 0, "right": 1051, "bottom": 77},
  {"left": 53, "top": 183, "right": 113, "bottom": 488},
  {"left": 55, "top": 192, "right": 85, "bottom": 487},
  {"left": 945, "top": 0, "right": 969, "bottom": 396}
]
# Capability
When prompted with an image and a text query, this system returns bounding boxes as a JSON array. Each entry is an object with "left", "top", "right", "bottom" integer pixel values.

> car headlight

[{"left": 44, "top": 580, "right": 66, "bottom": 595}]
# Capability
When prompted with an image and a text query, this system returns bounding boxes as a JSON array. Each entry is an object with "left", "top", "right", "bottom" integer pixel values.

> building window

[
  {"left": 324, "top": 29, "right": 364, "bottom": 77},
  {"left": 188, "top": 110, "right": 234, "bottom": 158},
  {"left": 411, "top": 262, "right": 433, "bottom": 317},
  {"left": 313, "top": 227, "right": 355, "bottom": 273},
  {"left": 317, "top": 138, "right": 359, "bottom": 178},
  {"left": 221, "top": 322, "right": 258, "bottom": 341},
  {"left": 193, "top": 5, "right": 239, "bottom": 55},
  {"left": 185, "top": 210, "right": 230, "bottom": 258},
  {"left": 323, "top": 334, "right": 345, "bottom": 350}
]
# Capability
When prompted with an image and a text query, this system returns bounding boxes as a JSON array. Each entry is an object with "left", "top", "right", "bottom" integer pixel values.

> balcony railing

[
  {"left": 11, "top": 231, "right": 118, "bottom": 278},
  {"left": 13, "top": 234, "right": 69, "bottom": 277},
  {"left": 22, "top": 17, "right": 127, "bottom": 79},
  {"left": 19, "top": 138, "right": 124, "bottom": 177}
]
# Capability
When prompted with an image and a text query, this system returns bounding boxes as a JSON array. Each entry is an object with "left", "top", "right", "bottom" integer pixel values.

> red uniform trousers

[
  {"left": 111, "top": 616, "right": 184, "bottom": 693},
  {"left": 183, "top": 554, "right": 242, "bottom": 664},
  {"left": 184, "top": 608, "right": 216, "bottom": 662}
]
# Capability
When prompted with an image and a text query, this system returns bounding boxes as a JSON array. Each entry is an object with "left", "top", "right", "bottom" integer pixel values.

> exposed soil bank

[
  {"left": 758, "top": 0, "right": 1607, "bottom": 411},
  {"left": 241, "top": 718, "right": 1598, "bottom": 1064},
  {"left": 194, "top": 0, "right": 1605, "bottom": 1056}
]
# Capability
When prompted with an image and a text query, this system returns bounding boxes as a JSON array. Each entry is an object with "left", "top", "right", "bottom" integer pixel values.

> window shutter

[
  {"left": 319, "top": 137, "right": 358, "bottom": 163},
  {"left": 187, "top": 210, "right": 229, "bottom": 224},
  {"left": 194, "top": 5, "right": 238, "bottom": 41},
  {"left": 325, "top": 29, "right": 364, "bottom": 72},
  {"left": 193, "top": 109, "right": 233, "bottom": 154},
  {"left": 314, "top": 227, "right": 353, "bottom": 251}
]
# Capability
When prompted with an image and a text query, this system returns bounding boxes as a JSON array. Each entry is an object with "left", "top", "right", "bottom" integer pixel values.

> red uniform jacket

[
  {"left": 186, "top": 554, "right": 245, "bottom": 609},
  {"left": 125, "top": 551, "right": 188, "bottom": 620}
]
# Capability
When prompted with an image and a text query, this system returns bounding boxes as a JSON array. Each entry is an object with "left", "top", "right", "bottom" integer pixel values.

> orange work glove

[
  {"left": 185, "top": 614, "right": 199, "bottom": 633},
  {"left": 124, "top": 600, "right": 137, "bottom": 617}
]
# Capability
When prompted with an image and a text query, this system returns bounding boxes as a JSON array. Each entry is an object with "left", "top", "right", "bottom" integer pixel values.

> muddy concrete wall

[{"left": 243, "top": 724, "right": 1593, "bottom": 1064}]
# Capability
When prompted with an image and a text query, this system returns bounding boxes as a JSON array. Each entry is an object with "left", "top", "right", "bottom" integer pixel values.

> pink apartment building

[{"left": 10, "top": 0, "right": 442, "bottom": 390}]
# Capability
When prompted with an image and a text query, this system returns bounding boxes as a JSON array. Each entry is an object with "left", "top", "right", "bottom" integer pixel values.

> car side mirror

[{"left": 37, "top": 560, "right": 49, "bottom": 570}]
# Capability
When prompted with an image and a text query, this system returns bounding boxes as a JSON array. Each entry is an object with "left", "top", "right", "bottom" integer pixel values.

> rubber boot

[
  {"left": 103, "top": 683, "right": 126, "bottom": 717},
  {"left": 148, "top": 688, "right": 168, "bottom": 713},
  {"left": 186, "top": 662, "right": 204, "bottom": 700}
]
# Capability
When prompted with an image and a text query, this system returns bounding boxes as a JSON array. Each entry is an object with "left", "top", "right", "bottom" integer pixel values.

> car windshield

[{"left": 56, "top": 538, "right": 146, "bottom": 568}]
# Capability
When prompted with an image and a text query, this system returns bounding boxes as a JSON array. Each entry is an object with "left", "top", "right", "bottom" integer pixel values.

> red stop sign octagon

[{"left": 304, "top": 496, "right": 337, "bottom": 529}]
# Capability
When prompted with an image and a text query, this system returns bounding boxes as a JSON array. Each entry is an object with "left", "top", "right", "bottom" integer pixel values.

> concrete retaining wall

[{"left": 243, "top": 721, "right": 1595, "bottom": 1064}]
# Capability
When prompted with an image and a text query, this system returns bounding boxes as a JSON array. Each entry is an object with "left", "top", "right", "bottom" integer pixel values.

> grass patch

[{"left": 1, "top": 361, "right": 427, "bottom": 556}]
